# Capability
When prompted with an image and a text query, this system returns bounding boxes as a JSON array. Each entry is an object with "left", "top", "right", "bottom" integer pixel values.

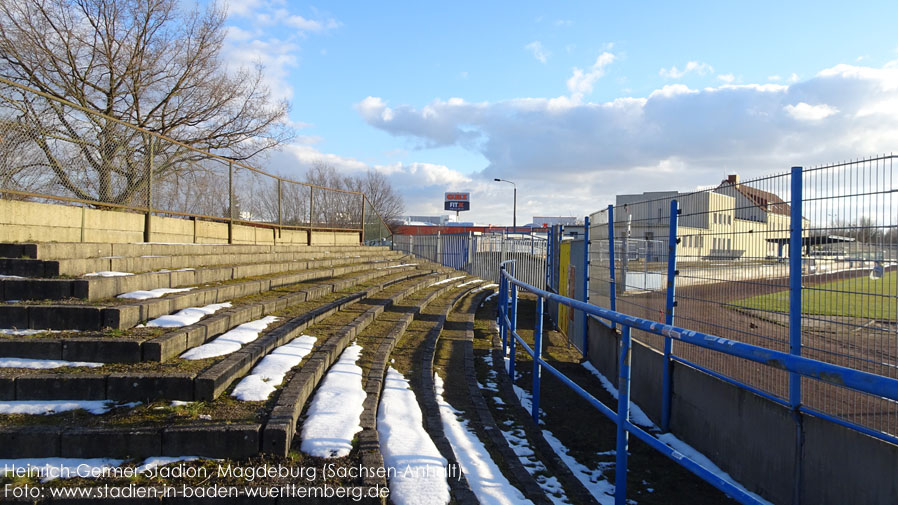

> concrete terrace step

[
  {"left": 0, "top": 245, "right": 401, "bottom": 278},
  {"left": 0, "top": 242, "right": 386, "bottom": 261},
  {"left": 0, "top": 265, "right": 422, "bottom": 364},
  {"left": 260, "top": 271, "right": 462, "bottom": 456},
  {"left": 0, "top": 270, "right": 441, "bottom": 404},
  {"left": 0, "top": 257, "right": 413, "bottom": 330},
  {"left": 0, "top": 250, "right": 409, "bottom": 301}
]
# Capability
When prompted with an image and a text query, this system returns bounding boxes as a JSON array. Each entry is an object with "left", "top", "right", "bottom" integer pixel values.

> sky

[{"left": 221, "top": 0, "right": 898, "bottom": 225}]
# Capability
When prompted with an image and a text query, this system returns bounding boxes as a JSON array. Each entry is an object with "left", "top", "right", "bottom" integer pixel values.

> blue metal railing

[{"left": 497, "top": 258, "right": 898, "bottom": 505}]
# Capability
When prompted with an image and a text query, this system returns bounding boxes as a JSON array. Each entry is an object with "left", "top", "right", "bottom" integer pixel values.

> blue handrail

[{"left": 497, "top": 258, "right": 898, "bottom": 505}]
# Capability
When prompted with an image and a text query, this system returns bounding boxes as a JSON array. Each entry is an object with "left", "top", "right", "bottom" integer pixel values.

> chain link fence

[{"left": 0, "top": 77, "right": 393, "bottom": 243}]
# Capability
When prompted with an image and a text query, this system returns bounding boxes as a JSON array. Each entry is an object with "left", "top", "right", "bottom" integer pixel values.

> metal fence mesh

[
  {"left": 0, "top": 77, "right": 390, "bottom": 238},
  {"left": 588, "top": 159, "right": 898, "bottom": 438},
  {"left": 799, "top": 157, "right": 897, "bottom": 434},
  {"left": 393, "top": 232, "right": 546, "bottom": 286}
]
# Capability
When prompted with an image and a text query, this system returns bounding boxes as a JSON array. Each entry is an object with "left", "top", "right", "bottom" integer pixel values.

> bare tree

[
  {"left": 359, "top": 170, "right": 404, "bottom": 224},
  {"left": 303, "top": 161, "right": 404, "bottom": 229},
  {"left": 0, "top": 0, "right": 292, "bottom": 205}
]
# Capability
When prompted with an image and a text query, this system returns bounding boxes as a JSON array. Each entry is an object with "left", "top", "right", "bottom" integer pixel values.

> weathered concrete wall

[
  {"left": 310, "top": 230, "right": 361, "bottom": 245},
  {"left": 0, "top": 200, "right": 357, "bottom": 245},
  {"left": 149, "top": 215, "right": 194, "bottom": 243},
  {"left": 585, "top": 321, "right": 898, "bottom": 505},
  {"left": 0, "top": 200, "right": 83, "bottom": 242},
  {"left": 801, "top": 412, "right": 898, "bottom": 504}
]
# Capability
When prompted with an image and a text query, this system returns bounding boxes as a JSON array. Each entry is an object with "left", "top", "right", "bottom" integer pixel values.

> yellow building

[{"left": 615, "top": 175, "right": 809, "bottom": 262}]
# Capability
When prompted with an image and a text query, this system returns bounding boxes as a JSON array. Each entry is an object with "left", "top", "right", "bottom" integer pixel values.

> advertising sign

[{"left": 444, "top": 192, "right": 470, "bottom": 212}]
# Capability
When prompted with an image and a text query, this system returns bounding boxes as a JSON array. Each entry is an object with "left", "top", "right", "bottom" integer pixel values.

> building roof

[{"left": 718, "top": 175, "right": 791, "bottom": 217}]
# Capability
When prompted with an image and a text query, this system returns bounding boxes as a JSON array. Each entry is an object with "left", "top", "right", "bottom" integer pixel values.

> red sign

[{"left": 444, "top": 192, "right": 470, "bottom": 212}]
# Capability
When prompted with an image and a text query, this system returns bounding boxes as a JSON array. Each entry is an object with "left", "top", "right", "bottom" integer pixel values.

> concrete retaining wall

[
  {"left": 0, "top": 199, "right": 353, "bottom": 245},
  {"left": 585, "top": 320, "right": 898, "bottom": 505}
]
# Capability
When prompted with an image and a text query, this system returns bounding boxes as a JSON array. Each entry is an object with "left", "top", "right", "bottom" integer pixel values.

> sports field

[{"left": 734, "top": 270, "right": 897, "bottom": 320}]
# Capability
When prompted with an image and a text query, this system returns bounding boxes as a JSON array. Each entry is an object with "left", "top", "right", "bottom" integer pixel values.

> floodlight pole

[{"left": 493, "top": 178, "right": 517, "bottom": 231}]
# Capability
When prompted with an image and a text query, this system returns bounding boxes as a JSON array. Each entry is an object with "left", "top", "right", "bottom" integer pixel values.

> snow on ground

[
  {"left": 145, "top": 302, "right": 231, "bottom": 328},
  {"left": 0, "top": 400, "right": 140, "bottom": 416},
  {"left": 378, "top": 367, "right": 450, "bottom": 505},
  {"left": 581, "top": 362, "right": 773, "bottom": 505},
  {"left": 300, "top": 344, "right": 366, "bottom": 458},
  {"left": 136, "top": 456, "right": 201, "bottom": 474},
  {"left": 510, "top": 368, "right": 616, "bottom": 504},
  {"left": 157, "top": 268, "right": 195, "bottom": 273},
  {"left": 180, "top": 316, "right": 280, "bottom": 360},
  {"left": 582, "top": 362, "right": 653, "bottom": 428},
  {"left": 499, "top": 426, "right": 570, "bottom": 505},
  {"left": 541, "top": 430, "right": 615, "bottom": 505},
  {"left": 83, "top": 271, "right": 134, "bottom": 277},
  {"left": 0, "top": 329, "right": 69, "bottom": 336},
  {"left": 434, "top": 374, "right": 533, "bottom": 505},
  {"left": 457, "top": 279, "right": 485, "bottom": 288},
  {"left": 0, "top": 358, "right": 102, "bottom": 369},
  {"left": 117, "top": 287, "right": 195, "bottom": 300},
  {"left": 231, "top": 335, "right": 317, "bottom": 401},
  {"left": 381, "top": 263, "right": 419, "bottom": 269},
  {"left": 0, "top": 458, "right": 125, "bottom": 482},
  {"left": 430, "top": 276, "right": 467, "bottom": 287},
  {"left": 0, "top": 274, "right": 25, "bottom": 279},
  {"left": 481, "top": 292, "right": 498, "bottom": 306}
]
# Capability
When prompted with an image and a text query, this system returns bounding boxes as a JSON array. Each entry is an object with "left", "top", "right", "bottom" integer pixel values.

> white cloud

[
  {"left": 223, "top": 35, "right": 299, "bottom": 101},
  {"left": 784, "top": 102, "right": 839, "bottom": 121},
  {"left": 525, "top": 41, "right": 550, "bottom": 64},
  {"left": 659, "top": 61, "right": 714, "bottom": 79},
  {"left": 355, "top": 61, "right": 898, "bottom": 222},
  {"left": 717, "top": 73, "right": 735, "bottom": 83},
  {"left": 283, "top": 14, "right": 341, "bottom": 32},
  {"left": 566, "top": 52, "right": 615, "bottom": 100},
  {"left": 222, "top": 3, "right": 341, "bottom": 103},
  {"left": 768, "top": 75, "right": 782, "bottom": 81}
]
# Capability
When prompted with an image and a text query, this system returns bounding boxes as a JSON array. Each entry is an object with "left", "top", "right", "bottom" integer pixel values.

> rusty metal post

[
  {"left": 228, "top": 161, "right": 234, "bottom": 244},
  {"left": 360, "top": 194, "right": 366, "bottom": 244},
  {"left": 308, "top": 186, "right": 314, "bottom": 245},
  {"left": 144, "top": 135, "right": 154, "bottom": 243}
]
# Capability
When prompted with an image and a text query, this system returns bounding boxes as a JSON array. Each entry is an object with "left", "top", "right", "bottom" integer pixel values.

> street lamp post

[{"left": 493, "top": 178, "right": 516, "bottom": 231}]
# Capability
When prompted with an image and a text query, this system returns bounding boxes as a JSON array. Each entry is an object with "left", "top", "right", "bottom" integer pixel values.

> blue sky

[{"left": 222, "top": 0, "right": 898, "bottom": 224}]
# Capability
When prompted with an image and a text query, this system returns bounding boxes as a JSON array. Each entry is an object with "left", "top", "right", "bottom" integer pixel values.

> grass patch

[{"left": 733, "top": 270, "right": 897, "bottom": 320}]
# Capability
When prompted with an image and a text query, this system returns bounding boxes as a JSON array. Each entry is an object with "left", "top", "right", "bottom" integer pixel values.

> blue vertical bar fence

[
  {"left": 661, "top": 199, "right": 679, "bottom": 432},
  {"left": 582, "top": 215, "right": 591, "bottom": 357},
  {"left": 614, "top": 325, "right": 633, "bottom": 505},
  {"left": 607, "top": 205, "right": 617, "bottom": 330},
  {"left": 532, "top": 296, "right": 544, "bottom": 423}
]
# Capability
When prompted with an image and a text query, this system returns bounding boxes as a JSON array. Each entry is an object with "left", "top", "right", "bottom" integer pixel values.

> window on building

[
  {"left": 714, "top": 213, "right": 718, "bottom": 224},
  {"left": 727, "top": 238, "right": 732, "bottom": 250},
  {"left": 728, "top": 215, "right": 732, "bottom": 225}
]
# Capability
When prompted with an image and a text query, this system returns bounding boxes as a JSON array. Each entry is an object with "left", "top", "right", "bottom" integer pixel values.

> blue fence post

[
  {"left": 608, "top": 205, "right": 617, "bottom": 330},
  {"left": 789, "top": 166, "right": 804, "bottom": 505},
  {"left": 789, "top": 166, "right": 803, "bottom": 408},
  {"left": 509, "top": 280, "right": 518, "bottom": 380},
  {"left": 661, "top": 199, "right": 679, "bottom": 432},
  {"left": 582, "top": 215, "right": 591, "bottom": 357},
  {"left": 532, "top": 295, "right": 544, "bottom": 423},
  {"left": 615, "top": 325, "right": 632, "bottom": 505}
]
